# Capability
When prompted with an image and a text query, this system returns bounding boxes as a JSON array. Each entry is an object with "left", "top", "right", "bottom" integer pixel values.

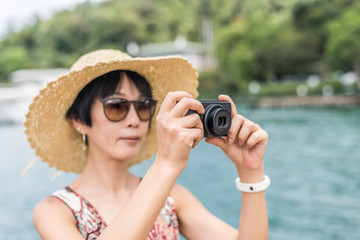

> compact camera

[{"left": 186, "top": 100, "right": 232, "bottom": 138}]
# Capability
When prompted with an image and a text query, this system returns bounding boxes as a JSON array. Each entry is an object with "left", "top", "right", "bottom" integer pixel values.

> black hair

[{"left": 66, "top": 70, "right": 153, "bottom": 126}]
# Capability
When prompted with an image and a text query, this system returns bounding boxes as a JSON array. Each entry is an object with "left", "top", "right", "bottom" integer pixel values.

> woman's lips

[{"left": 120, "top": 136, "right": 140, "bottom": 144}]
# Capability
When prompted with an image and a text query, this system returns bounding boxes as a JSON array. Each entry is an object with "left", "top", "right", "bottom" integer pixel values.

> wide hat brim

[{"left": 24, "top": 49, "right": 199, "bottom": 173}]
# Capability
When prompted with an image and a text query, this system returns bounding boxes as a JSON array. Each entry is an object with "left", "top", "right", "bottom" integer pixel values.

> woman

[{"left": 25, "top": 49, "right": 269, "bottom": 239}]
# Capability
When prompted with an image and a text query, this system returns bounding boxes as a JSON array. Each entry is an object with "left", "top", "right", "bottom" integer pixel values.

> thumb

[{"left": 205, "top": 137, "right": 228, "bottom": 151}]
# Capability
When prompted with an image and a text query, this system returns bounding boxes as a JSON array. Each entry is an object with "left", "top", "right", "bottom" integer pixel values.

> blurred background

[{"left": 0, "top": 0, "right": 359, "bottom": 239}]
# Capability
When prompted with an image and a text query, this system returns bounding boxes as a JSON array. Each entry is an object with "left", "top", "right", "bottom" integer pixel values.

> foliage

[
  {"left": 217, "top": 2, "right": 317, "bottom": 91},
  {"left": 257, "top": 80, "right": 348, "bottom": 97},
  {"left": 0, "top": 0, "right": 360, "bottom": 93},
  {"left": 0, "top": 46, "right": 33, "bottom": 82},
  {"left": 325, "top": 2, "right": 360, "bottom": 72}
]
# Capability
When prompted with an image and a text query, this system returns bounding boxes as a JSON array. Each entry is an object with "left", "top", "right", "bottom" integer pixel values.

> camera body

[{"left": 186, "top": 100, "right": 232, "bottom": 138}]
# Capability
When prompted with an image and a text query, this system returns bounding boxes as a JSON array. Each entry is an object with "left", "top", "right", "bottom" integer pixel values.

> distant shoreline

[{"left": 255, "top": 94, "right": 360, "bottom": 108}]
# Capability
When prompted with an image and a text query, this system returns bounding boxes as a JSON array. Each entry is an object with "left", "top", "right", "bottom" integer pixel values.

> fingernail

[{"left": 228, "top": 137, "right": 233, "bottom": 144}]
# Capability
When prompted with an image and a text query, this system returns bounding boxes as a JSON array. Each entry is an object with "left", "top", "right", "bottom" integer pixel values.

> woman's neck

[{"left": 70, "top": 151, "right": 139, "bottom": 197}]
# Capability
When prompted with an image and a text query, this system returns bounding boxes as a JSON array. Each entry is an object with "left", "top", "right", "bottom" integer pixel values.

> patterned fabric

[{"left": 52, "top": 187, "right": 179, "bottom": 240}]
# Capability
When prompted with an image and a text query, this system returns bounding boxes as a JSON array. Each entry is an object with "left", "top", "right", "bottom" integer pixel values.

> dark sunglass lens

[
  {"left": 104, "top": 99, "right": 129, "bottom": 121},
  {"left": 136, "top": 99, "right": 155, "bottom": 121}
]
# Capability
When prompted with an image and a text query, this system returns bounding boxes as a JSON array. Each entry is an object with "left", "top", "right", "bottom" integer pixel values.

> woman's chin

[{"left": 112, "top": 151, "right": 141, "bottom": 163}]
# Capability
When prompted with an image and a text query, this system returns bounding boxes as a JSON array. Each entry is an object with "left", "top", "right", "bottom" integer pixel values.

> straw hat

[{"left": 24, "top": 49, "right": 199, "bottom": 173}]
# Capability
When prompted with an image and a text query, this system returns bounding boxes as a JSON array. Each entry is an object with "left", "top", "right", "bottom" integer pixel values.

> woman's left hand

[{"left": 205, "top": 95, "right": 268, "bottom": 183}]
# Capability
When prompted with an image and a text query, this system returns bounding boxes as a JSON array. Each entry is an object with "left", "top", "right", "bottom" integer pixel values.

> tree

[
  {"left": 325, "top": 3, "right": 360, "bottom": 90},
  {"left": 0, "top": 46, "right": 33, "bottom": 82},
  {"left": 217, "top": 5, "right": 317, "bottom": 91},
  {"left": 292, "top": 0, "right": 357, "bottom": 60}
]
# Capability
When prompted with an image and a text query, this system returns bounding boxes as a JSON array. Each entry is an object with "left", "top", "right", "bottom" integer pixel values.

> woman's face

[{"left": 85, "top": 75, "right": 150, "bottom": 163}]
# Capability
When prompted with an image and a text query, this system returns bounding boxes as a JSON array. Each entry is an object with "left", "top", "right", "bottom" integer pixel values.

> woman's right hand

[{"left": 155, "top": 91, "right": 204, "bottom": 170}]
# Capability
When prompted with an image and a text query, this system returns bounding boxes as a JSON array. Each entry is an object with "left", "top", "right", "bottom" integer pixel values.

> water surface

[{"left": 1, "top": 106, "right": 359, "bottom": 239}]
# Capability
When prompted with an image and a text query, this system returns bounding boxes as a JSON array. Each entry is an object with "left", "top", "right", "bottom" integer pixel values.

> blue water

[{"left": 1, "top": 106, "right": 360, "bottom": 239}]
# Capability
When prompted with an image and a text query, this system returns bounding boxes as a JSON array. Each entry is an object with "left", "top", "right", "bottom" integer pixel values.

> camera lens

[
  {"left": 218, "top": 116, "right": 227, "bottom": 127},
  {"left": 203, "top": 105, "right": 231, "bottom": 137}
]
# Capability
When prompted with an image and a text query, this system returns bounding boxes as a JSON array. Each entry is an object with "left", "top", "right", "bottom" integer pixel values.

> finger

[
  {"left": 191, "top": 128, "right": 204, "bottom": 149},
  {"left": 246, "top": 129, "right": 268, "bottom": 150},
  {"left": 226, "top": 114, "right": 245, "bottom": 144},
  {"left": 218, "top": 94, "right": 238, "bottom": 117},
  {"left": 184, "top": 128, "right": 203, "bottom": 149},
  {"left": 171, "top": 97, "right": 204, "bottom": 117},
  {"left": 175, "top": 113, "right": 204, "bottom": 140},
  {"left": 205, "top": 137, "right": 228, "bottom": 152},
  {"left": 180, "top": 112, "right": 203, "bottom": 131},
  {"left": 238, "top": 120, "right": 260, "bottom": 146},
  {"left": 191, "top": 115, "right": 204, "bottom": 138},
  {"left": 158, "top": 91, "right": 193, "bottom": 114}
]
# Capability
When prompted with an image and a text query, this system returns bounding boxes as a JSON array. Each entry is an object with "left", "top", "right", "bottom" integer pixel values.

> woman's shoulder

[
  {"left": 33, "top": 191, "right": 77, "bottom": 233},
  {"left": 33, "top": 192, "right": 86, "bottom": 239},
  {"left": 35, "top": 187, "right": 76, "bottom": 214},
  {"left": 34, "top": 193, "right": 75, "bottom": 223}
]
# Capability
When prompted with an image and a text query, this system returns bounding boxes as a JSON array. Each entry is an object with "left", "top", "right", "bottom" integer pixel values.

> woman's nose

[{"left": 125, "top": 104, "right": 140, "bottom": 127}]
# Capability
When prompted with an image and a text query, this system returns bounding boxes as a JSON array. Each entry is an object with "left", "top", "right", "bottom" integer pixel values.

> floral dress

[{"left": 52, "top": 187, "right": 179, "bottom": 240}]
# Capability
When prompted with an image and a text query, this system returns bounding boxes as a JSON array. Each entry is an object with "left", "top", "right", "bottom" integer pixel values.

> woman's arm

[
  {"left": 172, "top": 184, "right": 238, "bottom": 240},
  {"left": 98, "top": 160, "right": 184, "bottom": 240},
  {"left": 238, "top": 191, "right": 268, "bottom": 239},
  {"left": 202, "top": 94, "right": 269, "bottom": 240},
  {"left": 173, "top": 183, "right": 267, "bottom": 240}
]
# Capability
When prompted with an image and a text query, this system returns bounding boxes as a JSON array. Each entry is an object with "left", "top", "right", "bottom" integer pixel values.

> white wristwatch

[{"left": 235, "top": 175, "right": 271, "bottom": 193}]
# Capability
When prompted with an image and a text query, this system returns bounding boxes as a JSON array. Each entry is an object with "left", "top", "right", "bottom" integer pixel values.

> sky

[{"left": 0, "top": 0, "right": 104, "bottom": 40}]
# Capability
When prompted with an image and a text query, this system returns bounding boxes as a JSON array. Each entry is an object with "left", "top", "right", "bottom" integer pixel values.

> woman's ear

[{"left": 72, "top": 118, "right": 88, "bottom": 135}]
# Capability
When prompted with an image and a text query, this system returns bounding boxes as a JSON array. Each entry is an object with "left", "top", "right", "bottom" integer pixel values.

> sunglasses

[{"left": 99, "top": 98, "right": 157, "bottom": 122}]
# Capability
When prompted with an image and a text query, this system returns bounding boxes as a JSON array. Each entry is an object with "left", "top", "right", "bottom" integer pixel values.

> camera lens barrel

[
  {"left": 203, "top": 104, "right": 231, "bottom": 137},
  {"left": 185, "top": 100, "right": 232, "bottom": 138}
]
